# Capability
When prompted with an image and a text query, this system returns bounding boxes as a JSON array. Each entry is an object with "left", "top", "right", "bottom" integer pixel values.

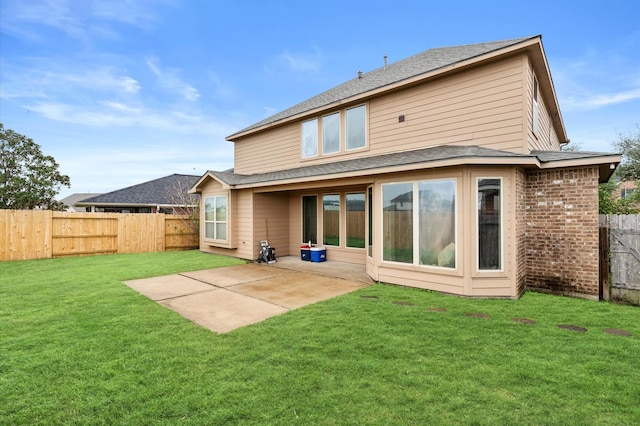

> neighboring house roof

[
  {"left": 192, "top": 146, "right": 620, "bottom": 191},
  {"left": 228, "top": 36, "right": 542, "bottom": 140},
  {"left": 59, "top": 193, "right": 102, "bottom": 207},
  {"left": 77, "top": 174, "right": 200, "bottom": 207}
]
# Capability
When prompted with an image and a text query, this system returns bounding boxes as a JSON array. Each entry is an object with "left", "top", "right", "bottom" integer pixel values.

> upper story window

[
  {"left": 322, "top": 112, "right": 340, "bottom": 155},
  {"left": 302, "top": 118, "right": 318, "bottom": 158},
  {"left": 532, "top": 76, "right": 540, "bottom": 135},
  {"left": 301, "top": 104, "right": 367, "bottom": 159},
  {"left": 346, "top": 105, "right": 366, "bottom": 150}
]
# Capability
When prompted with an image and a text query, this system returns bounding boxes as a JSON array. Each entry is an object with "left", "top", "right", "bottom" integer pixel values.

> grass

[{"left": 2, "top": 251, "right": 639, "bottom": 425}]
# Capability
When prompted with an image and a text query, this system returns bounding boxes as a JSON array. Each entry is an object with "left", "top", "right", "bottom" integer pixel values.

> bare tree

[{"left": 164, "top": 177, "right": 200, "bottom": 236}]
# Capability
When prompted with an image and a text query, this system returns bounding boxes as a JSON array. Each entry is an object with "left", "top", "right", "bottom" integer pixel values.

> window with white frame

[
  {"left": 346, "top": 192, "right": 366, "bottom": 248},
  {"left": 204, "top": 195, "right": 227, "bottom": 241},
  {"left": 322, "top": 112, "right": 340, "bottom": 154},
  {"left": 301, "top": 104, "right": 366, "bottom": 158},
  {"left": 382, "top": 179, "right": 456, "bottom": 268},
  {"left": 346, "top": 105, "right": 366, "bottom": 150},
  {"left": 477, "top": 178, "right": 502, "bottom": 271},
  {"left": 302, "top": 118, "right": 318, "bottom": 158},
  {"left": 533, "top": 76, "right": 540, "bottom": 135},
  {"left": 621, "top": 188, "right": 637, "bottom": 199}
]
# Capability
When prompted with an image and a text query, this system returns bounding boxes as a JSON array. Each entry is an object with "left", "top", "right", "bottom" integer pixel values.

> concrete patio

[{"left": 124, "top": 257, "right": 373, "bottom": 333}]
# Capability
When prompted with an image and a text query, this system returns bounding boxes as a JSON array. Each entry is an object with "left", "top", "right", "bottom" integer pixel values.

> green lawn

[{"left": 1, "top": 251, "right": 639, "bottom": 425}]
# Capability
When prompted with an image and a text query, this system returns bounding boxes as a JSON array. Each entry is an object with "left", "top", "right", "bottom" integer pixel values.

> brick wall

[
  {"left": 525, "top": 166, "right": 600, "bottom": 298},
  {"left": 515, "top": 168, "right": 527, "bottom": 296}
]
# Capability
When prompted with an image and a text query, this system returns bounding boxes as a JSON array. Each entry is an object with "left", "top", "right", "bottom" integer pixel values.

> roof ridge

[{"left": 228, "top": 36, "right": 539, "bottom": 139}]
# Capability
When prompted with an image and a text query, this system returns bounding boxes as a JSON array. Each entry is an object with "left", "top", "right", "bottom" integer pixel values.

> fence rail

[{"left": 0, "top": 210, "right": 198, "bottom": 261}]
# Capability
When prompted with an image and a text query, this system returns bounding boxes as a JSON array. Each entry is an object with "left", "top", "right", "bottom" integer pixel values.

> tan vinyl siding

[
  {"left": 378, "top": 265, "right": 465, "bottom": 294},
  {"left": 198, "top": 185, "right": 255, "bottom": 260},
  {"left": 234, "top": 125, "right": 299, "bottom": 175},
  {"left": 288, "top": 195, "right": 303, "bottom": 256},
  {"left": 526, "top": 63, "right": 561, "bottom": 152},
  {"left": 233, "top": 189, "right": 254, "bottom": 259},
  {"left": 369, "top": 57, "right": 525, "bottom": 154},
  {"left": 233, "top": 55, "right": 528, "bottom": 174},
  {"left": 253, "top": 192, "right": 290, "bottom": 257}
]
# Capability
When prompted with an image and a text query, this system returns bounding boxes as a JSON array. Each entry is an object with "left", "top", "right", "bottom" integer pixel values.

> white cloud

[
  {"left": 27, "top": 100, "right": 233, "bottom": 137},
  {"left": 562, "top": 86, "right": 640, "bottom": 111},
  {"left": 0, "top": 0, "right": 174, "bottom": 42},
  {"left": 146, "top": 58, "right": 200, "bottom": 101},
  {"left": 0, "top": 64, "right": 141, "bottom": 99},
  {"left": 278, "top": 50, "right": 321, "bottom": 72}
]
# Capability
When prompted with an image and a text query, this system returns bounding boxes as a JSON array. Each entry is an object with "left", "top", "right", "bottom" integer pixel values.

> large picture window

[
  {"left": 477, "top": 178, "right": 502, "bottom": 270},
  {"left": 419, "top": 180, "right": 456, "bottom": 268},
  {"left": 383, "top": 179, "right": 457, "bottom": 268},
  {"left": 204, "top": 195, "right": 227, "bottom": 241}
]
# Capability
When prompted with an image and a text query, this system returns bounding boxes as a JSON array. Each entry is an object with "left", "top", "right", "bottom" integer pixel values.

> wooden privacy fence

[
  {"left": 599, "top": 214, "right": 640, "bottom": 304},
  {"left": 0, "top": 210, "right": 199, "bottom": 261}
]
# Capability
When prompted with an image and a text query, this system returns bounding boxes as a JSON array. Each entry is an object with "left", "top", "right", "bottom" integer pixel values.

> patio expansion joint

[
  {"left": 223, "top": 286, "right": 292, "bottom": 310},
  {"left": 177, "top": 273, "right": 229, "bottom": 289},
  {"left": 154, "top": 287, "right": 220, "bottom": 302}
]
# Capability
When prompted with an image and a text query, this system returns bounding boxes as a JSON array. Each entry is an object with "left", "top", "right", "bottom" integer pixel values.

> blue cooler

[
  {"left": 310, "top": 247, "right": 326, "bottom": 262},
  {"left": 300, "top": 245, "right": 311, "bottom": 261}
]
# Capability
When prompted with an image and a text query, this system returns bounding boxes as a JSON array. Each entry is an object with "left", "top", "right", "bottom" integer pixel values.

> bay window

[
  {"left": 477, "top": 178, "right": 502, "bottom": 270},
  {"left": 419, "top": 180, "right": 456, "bottom": 267},
  {"left": 383, "top": 179, "right": 457, "bottom": 268}
]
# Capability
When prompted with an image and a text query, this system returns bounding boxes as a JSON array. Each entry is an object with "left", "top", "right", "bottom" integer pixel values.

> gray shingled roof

[
  {"left": 78, "top": 174, "right": 200, "bottom": 205},
  {"left": 229, "top": 36, "right": 536, "bottom": 138},
  {"left": 531, "top": 150, "right": 621, "bottom": 162},
  {"left": 206, "top": 147, "right": 620, "bottom": 187},
  {"left": 208, "top": 146, "right": 531, "bottom": 186}
]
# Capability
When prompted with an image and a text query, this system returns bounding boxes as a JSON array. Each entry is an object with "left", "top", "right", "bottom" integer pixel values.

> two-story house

[{"left": 191, "top": 36, "right": 620, "bottom": 299}]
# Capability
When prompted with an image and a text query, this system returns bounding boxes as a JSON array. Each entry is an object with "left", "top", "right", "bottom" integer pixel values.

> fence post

[{"left": 598, "top": 214, "right": 610, "bottom": 301}]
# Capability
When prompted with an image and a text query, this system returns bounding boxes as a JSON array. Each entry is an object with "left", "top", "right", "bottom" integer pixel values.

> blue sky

[{"left": 1, "top": 0, "right": 638, "bottom": 199}]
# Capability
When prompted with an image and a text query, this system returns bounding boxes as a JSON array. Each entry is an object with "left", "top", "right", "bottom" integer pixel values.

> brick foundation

[{"left": 525, "top": 166, "right": 600, "bottom": 298}]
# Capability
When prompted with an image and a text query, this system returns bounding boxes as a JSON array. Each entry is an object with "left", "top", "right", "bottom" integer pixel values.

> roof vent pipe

[
  {"left": 358, "top": 70, "right": 363, "bottom": 79},
  {"left": 384, "top": 55, "right": 388, "bottom": 70}
]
